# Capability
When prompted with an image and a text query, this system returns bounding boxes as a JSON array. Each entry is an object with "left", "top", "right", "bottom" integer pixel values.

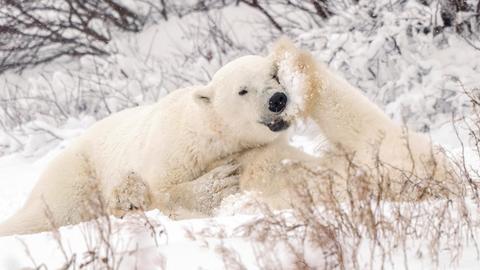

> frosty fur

[
  {"left": 0, "top": 54, "right": 294, "bottom": 236},
  {"left": 232, "top": 38, "right": 461, "bottom": 209},
  {"left": 0, "top": 39, "right": 460, "bottom": 236}
]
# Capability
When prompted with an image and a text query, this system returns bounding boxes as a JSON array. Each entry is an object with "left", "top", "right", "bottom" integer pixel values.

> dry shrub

[
  {"left": 18, "top": 89, "right": 480, "bottom": 269},
  {"left": 193, "top": 87, "right": 480, "bottom": 269},
  {"left": 0, "top": 0, "right": 143, "bottom": 74},
  {"left": 18, "top": 181, "right": 165, "bottom": 270}
]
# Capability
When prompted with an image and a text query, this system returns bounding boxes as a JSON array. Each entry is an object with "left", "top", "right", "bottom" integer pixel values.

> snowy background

[{"left": 1, "top": 0, "right": 480, "bottom": 269}]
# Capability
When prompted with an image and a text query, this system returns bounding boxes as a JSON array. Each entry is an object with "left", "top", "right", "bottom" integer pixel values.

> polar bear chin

[{"left": 260, "top": 117, "right": 290, "bottom": 132}]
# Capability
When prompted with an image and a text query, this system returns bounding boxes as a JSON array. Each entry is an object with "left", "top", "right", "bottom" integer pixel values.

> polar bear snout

[
  {"left": 260, "top": 91, "right": 290, "bottom": 132},
  {"left": 268, "top": 92, "right": 288, "bottom": 113}
]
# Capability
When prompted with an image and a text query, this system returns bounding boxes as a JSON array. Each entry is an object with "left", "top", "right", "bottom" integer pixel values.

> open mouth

[{"left": 261, "top": 118, "right": 290, "bottom": 132}]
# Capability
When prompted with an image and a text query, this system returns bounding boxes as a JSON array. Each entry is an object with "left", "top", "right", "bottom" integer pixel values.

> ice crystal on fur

[{"left": 277, "top": 51, "right": 307, "bottom": 118}]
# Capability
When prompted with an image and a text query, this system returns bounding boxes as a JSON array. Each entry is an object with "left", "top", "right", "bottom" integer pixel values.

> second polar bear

[
  {"left": 0, "top": 53, "right": 302, "bottom": 236},
  {"left": 226, "top": 39, "right": 461, "bottom": 209}
]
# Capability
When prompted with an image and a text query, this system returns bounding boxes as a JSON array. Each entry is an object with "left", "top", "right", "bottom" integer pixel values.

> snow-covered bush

[
  {"left": 196, "top": 90, "right": 480, "bottom": 268},
  {"left": 0, "top": 0, "right": 144, "bottom": 73},
  {"left": 1, "top": 0, "right": 479, "bottom": 155}
]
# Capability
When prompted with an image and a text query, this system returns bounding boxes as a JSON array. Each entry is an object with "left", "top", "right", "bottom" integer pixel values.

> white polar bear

[
  {"left": 0, "top": 54, "right": 302, "bottom": 236},
  {"left": 225, "top": 39, "right": 461, "bottom": 209}
]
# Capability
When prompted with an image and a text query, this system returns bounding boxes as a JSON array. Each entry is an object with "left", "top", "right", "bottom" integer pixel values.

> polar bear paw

[
  {"left": 167, "top": 161, "right": 241, "bottom": 216},
  {"left": 192, "top": 162, "right": 241, "bottom": 213},
  {"left": 109, "top": 171, "right": 151, "bottom": 217}
]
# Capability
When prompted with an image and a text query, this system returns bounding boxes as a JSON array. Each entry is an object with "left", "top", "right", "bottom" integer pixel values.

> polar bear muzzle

[{"left": 260, "top": 91, "right": 290, "bottom": 132}]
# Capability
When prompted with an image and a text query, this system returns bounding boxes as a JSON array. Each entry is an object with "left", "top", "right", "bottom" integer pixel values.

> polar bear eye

[{"left": 238, "top": 88, "right": 248, "bottom": 96}]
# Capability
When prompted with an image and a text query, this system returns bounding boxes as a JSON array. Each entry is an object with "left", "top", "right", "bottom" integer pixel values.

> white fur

[
  {"left": 230, "top": 40, "right": 460, "bottom": 209},
  {"left": 0, "top": 54, "right": 293, "bottom": 236},
  {"left": 0, "top": 41, "right": 458, "bottom": 236}
]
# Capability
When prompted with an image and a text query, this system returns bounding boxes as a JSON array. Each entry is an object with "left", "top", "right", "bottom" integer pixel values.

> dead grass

[
  {"left": 17, "top": 184, "right": 166, "bottom": 270},
  {"left": 192, "top": 87, "right": 480, "bottom": 269},
  {"left": 20, "top": 88, "right": 480, "bottom": 269}
]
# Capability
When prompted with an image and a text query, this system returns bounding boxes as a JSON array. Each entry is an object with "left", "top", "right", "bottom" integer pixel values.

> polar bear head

[{"left": 193, "top": 54, "right": 297, "bottom": 144}]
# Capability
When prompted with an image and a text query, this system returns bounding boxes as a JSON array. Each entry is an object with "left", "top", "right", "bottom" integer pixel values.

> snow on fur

[{"left": 276, "top": 51, "right": 308, "bottom": 118}]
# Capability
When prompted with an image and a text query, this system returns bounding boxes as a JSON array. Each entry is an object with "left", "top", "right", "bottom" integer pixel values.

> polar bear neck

[
  {"left": 182, "top": 99, "right": 257, "bottom": 168},
  {"left": 137, "top": 98, "right": 251, "bottom": 192},
  {"left": 309, "top": 63, "right": 399, "bottom": 153}
]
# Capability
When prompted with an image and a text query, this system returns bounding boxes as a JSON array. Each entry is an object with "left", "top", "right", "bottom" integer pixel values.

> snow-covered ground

[
  {"left": 1, "top": 0, "right": 480, "bottom": 269},
  {"left": 0, "top": 126, "right": 479, "bottom": 269}
]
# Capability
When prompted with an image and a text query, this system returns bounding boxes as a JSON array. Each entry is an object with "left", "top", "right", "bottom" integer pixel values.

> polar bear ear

[{"left": 194, "top": 86, "right": 213, "bottom": 105}]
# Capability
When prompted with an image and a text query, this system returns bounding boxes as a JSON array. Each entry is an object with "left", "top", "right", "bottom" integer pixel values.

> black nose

[{"left": 268, "top": 92, "right": 288, "bottom": 113}]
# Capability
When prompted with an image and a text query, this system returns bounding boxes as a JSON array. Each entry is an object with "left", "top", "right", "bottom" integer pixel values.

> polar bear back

[{"left": 74, "top": 87, "right": 196, "bottom": 194}]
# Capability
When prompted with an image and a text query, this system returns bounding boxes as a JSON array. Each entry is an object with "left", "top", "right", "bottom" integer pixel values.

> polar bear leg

[
  {"left": 107, "top": 172, "right": 152, "bottom": 217},
  {"left": 0, "top": 148, "right": 97, "bottom": 236}
]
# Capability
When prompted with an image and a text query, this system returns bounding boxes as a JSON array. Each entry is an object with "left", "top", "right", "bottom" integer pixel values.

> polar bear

[
  {"left": 223, "top": 39, "right": 461, "bottom": 209},
  {"left": 0, "top": 53, "right": 302, "bottom": 236}
]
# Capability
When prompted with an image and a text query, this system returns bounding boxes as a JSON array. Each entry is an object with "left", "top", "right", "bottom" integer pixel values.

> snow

[
  {"left": 277, "top": 50, "right": 308, "bottom": 118},
  {"left": 1, "top": 0, "right": 480, "bottom": 269},
  {"left": 0, "top": 123, "right": 478, "bottom": 269}
]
